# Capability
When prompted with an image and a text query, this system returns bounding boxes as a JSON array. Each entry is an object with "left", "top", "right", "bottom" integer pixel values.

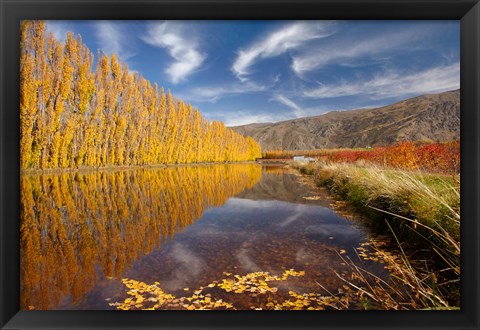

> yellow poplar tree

[{"left": 20, "top": 20, "right": 262, "bottom": 170}]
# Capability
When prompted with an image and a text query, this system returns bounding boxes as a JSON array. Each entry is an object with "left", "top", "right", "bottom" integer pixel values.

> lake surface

[{"left": 20, "top": 164, "right": 390, "bottom": 310}]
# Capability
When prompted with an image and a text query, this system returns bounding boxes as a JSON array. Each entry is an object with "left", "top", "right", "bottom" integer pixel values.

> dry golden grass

[
  {"left": 312, "top": 162, "right": 459, "bottom": 240},
  {"left": 293, "top": 161, "right": 460, "bottom": 309}
]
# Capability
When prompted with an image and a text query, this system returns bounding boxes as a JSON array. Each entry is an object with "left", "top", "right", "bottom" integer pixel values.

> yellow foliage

[
  {"left": 20, "top": 20, "right": 262, "bottom": 170},
  {"left": 20, "top": 165, "right": 262, "bottom": 309},
  {"left": 110, "top": 268, "right": 342, "bottom": 311}
]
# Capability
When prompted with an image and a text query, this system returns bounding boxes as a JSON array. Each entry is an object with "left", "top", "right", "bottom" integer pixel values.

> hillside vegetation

[
  {"left": 231, "top": 90, "right": 459, "bottom": 151},
  {"left": 20, "top": 21, "right": 261, "bottom": 170}
]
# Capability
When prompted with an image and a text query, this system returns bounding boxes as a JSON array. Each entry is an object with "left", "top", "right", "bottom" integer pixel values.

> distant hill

[{"left": 230, "top": 90, "right": 460, "bottom": 150}]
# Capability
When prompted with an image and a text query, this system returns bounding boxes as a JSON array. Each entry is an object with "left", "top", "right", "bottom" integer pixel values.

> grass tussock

[{"left": 293, "top": 161, "right": 460, "bottom": 309}]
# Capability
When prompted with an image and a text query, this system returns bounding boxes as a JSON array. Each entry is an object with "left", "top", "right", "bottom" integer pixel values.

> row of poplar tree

[{"left": 20, "top": 21, "right": 262, "bottom": 169}]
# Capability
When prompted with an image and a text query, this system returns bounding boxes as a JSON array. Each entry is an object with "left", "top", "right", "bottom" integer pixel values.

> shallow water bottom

[{"left": 21, "top": 164, "right": 390, "bottom": 310}]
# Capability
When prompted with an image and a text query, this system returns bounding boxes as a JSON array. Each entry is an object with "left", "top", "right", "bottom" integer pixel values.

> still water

[{"left": 20, "top": 164, "right": 389, "bottom": 310}]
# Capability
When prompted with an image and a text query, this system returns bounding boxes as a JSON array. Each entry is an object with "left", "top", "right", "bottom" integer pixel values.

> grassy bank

[{"left": 293, "top": 161, "right": 460, "bottom": 308}]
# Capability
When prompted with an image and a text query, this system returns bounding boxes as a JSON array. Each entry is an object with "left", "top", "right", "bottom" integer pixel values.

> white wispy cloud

[
  {"left": 185, "top": 82, "right": 265, "bottom": 103},
  {"left": 292, "top": 28, "right": 431, "bottom": 75},
  {"left": 212, "top": 110, "right": 287, "bottom": 127},
  {"left": 142, "top": 21, "right": 206, "bottom": 84},
  {"left": 159, "top": 243, "right": 205, "bottom": 291},
  {"left": 236, "top": 246, "right": 260, "bottom": 272},
  {"left": 271, "top": 95, "right": 304, "bottom": 117},
  {"left": 220, "top": 102, "right": 395, "bottom": 126},
  {"left": 304, "top": 63, "right": 460, "bottom": 99},
  {"left": 232, "top": 21, "right": 334, "bottom": 81},
  {"left": 45, "top": 21, "right": 69, "bottom": 42},
  {"left": 95, "top": 21, "right": 135, "bottom": 61},
  {"left": 271, "top": 94, "right": 343, "bottom": 119},
  {"left": 279, "top": 205, "right": 305, "bottom": 227}
]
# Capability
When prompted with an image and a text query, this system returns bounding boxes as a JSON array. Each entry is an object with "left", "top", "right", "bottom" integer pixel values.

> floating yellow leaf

[{"left": 112, "top": 269, "right": 319, "bottom": 310}]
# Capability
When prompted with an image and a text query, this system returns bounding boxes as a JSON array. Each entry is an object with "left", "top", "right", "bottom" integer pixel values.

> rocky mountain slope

[{"left": 230, "top": 90, "right": 460, "bottom": 150}]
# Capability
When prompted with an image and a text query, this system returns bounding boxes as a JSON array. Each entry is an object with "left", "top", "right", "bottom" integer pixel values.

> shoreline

[
  {"left": 289, "top": 162, "right": 460, "bottom": 307},
  {"left": 20, "top": 160, "right": 260, "bottom": 176}
]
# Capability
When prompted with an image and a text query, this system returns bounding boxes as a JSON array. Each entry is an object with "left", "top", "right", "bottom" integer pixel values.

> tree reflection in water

[{"left": 20, "top": 164, "right": 262, "bottom": 310}]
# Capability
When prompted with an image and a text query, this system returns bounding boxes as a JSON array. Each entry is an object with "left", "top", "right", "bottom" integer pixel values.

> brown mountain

[{"left": 230, "top": 90, "right": 460, "bottom": 150}]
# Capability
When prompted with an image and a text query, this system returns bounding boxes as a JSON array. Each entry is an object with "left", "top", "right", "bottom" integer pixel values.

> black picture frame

[{"left": 1, "top": 0, "right": 479, "bottom": 329}]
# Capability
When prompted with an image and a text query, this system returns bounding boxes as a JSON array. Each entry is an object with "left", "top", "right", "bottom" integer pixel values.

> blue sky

[{"left": 45, "top": 20, "right": 460, "bottom": 126}]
